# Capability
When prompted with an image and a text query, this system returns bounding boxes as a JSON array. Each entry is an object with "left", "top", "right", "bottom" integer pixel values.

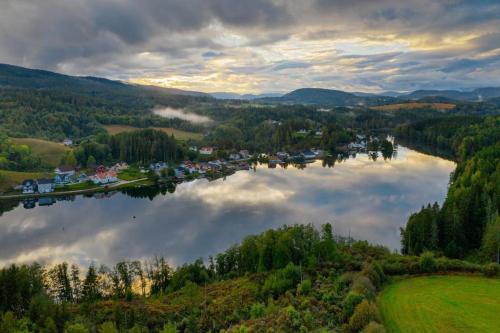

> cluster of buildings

[{"left": 21, "top": 163, "right": 128, "bottom": 194}]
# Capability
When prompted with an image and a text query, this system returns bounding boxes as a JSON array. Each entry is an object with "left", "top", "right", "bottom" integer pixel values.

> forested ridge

[
  {"left": 398, "top": 116, "right": 500, "bottom": 260},
  {"left": 1, "top": 223, "right": 498, "bottom": 333}
]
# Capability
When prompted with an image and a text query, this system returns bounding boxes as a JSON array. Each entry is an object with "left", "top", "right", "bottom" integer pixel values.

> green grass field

[
  {"left": 379, "top": 275, "right": 500, "bottom": 333},
  {"left": 11, "top": 138, "right": 70, "bottom": 167},
  {"left": 103, "top": 125, "right": 202, "bottom": 141}
]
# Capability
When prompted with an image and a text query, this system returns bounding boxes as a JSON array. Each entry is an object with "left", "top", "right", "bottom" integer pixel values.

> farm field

[
  {"left": 378, "top": 275, "right": 500, "bottom": 333},
  {"left": 103, "top": 125, "right": 202, "bottom": 140},
  {"left": 11, "top": 138, "right": 70, "bottom": 167},
  {"left": 371, "top": 102, "right": 456, "bottom": 111}
]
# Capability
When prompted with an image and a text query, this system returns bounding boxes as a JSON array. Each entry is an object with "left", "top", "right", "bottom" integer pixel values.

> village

[{"left": 15, "top": 134, "right": 371, "bottom": 197}]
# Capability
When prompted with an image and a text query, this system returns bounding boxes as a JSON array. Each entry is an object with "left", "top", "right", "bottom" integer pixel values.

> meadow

[
  {"left": 10, "top": 138, "right": 70, "bottom": 167},
  {"left": 378, "top": 275, "right": 500, "bottom": 333},
  {"left": 103, "top": 125, "right": 202, "bottom": 141}
]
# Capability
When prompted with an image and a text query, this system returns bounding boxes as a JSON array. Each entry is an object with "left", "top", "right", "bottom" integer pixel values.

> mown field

[
  {"left": 103, "top": 125, "right": 202, "bottom": 140},
  {"left": 11, "top": 138, "right": 70, "bottom": 167},
  {"left": 379, "top": 275, "right": 500, "bottom": 333},
  {"left": 371, "top": 102, "right": 456, "bottom": 111}
]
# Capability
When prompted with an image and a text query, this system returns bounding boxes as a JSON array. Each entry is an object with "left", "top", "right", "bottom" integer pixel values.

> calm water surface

[{"left": 0, "top": 146, "right": 454, "bottom": 267}]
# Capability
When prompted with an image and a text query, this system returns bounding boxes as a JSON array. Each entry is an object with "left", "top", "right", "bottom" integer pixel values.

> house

[
  {"left": 150, "top": 162, "right": 168, "bottom": 173},
  {"left": 277, "top": 152, "right": 289, "bottom": 160},
  {"left": 54, "top": 166, "right": 76, "bottom": 184},
  {"left": 229, "top": 153, "right": 240, "bottom": 161},
  {"left": 180, "top": 160, "right": 198, "bottom": 173},
  {"left": 315, "top": 129, "right": 323, "bottom": 136},
  {"left": 189, "top": 146, "right": 198, "bottom": 152},
  {"left": 63, "top": 138, "right": 73, "bottom": 146},
  {"left": 268, "top": 155, "right": 281, "bottom": 164},
  {"left": 239, "top": 150, "right": 250, "bottom": 159},
  {"left": 199, "top": 147, "right": 214, "bottom": 155},
  {"left": 174, "top": 167, "right": 186, "bottom": 179},
  {"left": 302, "top": 151, "right": 316, "bottom": 160},
  {"left": 311, "top": 149, "right": 325, "bottom": 158},
  {"left": 112, "top": 162, "right": 129, "bottom": 171},
  {"left": 77, "top": 173, "right": 89, "bottom": 183},
  {"left": 22, "top": 179, "right": 36, "bottom": 194},
  {"left": 90, "top": 169, "right": 118, "bottom": 185},
  {"left": 297, "top": 129, "right": 308, "bottom": 134},
  {"left": 37, "top": 178, "right": 55, "bottom": 193}
]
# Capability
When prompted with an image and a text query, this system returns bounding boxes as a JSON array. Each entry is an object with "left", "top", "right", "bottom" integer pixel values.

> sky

[{"left": 0, "top": 0, "right": 499, "bottom": 94}]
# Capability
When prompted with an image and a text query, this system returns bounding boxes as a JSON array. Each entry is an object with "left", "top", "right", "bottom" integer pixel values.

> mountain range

[{"left": 1, "top": 63, "right": 500, "bottom": 106}]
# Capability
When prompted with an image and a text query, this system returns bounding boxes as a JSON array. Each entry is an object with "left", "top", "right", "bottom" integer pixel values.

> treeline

[
  {"left": 62, "top": 129, "right": 182, "bottom": 167},
  {"left": 399, "top": 116, "right": 500, "bottom": 261}
]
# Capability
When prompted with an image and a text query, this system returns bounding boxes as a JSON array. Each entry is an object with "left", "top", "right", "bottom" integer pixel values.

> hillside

[
  {"left": 259, "top": 88, "right": 397, "bottom": 106},
  {"left": 0, "top": 64, "right": 211, "bottom": 140}
]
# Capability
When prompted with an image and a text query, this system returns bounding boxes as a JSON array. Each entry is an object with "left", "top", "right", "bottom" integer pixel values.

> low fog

[{"left": 153, "top": 107, "right": 212, "bottom": 124}]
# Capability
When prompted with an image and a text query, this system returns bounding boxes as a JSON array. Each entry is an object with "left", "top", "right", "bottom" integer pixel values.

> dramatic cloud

[{"left": 0, "top": 0, "right": 499, "bottom": 93}]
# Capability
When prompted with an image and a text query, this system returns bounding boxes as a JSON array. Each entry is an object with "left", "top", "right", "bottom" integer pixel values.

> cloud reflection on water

[{"left": 0, "top": 147, "right": 454, "bottom": 267}]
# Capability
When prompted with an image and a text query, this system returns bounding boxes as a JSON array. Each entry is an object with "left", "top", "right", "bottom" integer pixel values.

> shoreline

[{"left": 0, "top": 177, "right": 149, "bottom": 200}]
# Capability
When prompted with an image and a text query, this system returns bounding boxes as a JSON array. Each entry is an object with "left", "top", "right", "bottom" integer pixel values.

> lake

[{"left": 0, "top": 146, "right": 455, "bottom": 267}]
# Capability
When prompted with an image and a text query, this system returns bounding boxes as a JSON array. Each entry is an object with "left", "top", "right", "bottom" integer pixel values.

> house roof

[
  {"left": 56, "top": 165, "right": 75, "bottom": 172},
  {"left": 37, "top": 178, "right": 54, "bottom": 185}
]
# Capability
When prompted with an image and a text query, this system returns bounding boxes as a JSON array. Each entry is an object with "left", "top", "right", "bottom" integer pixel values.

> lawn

[
  {"left": 103, "top": 125, "right": 202, "bottom": 141},
  {"left": 11, "top": 138, "right": 70, "bottom": 167},
  {"left": 0, "top": 170, "right": 49, "bottom": 193},
  {"left": 378, "top": 275, "right": 500, "bottom": 333},
  {"left": 371, "top": 102, "right": 456, "bottom": 111}
]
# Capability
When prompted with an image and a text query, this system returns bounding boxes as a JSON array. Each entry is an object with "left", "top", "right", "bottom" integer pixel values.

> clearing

[
  {"left": 378, "top": 275, "right": 500, "bottom": 333},
  {"left": 103, "top": 125, "right": 202, "bottom": 140},
  {"left": 371, "top": 102, "right": 455, "bottom": 111},
  {"left": 11, "top": 138, "right": 70, "bottom": 167}
]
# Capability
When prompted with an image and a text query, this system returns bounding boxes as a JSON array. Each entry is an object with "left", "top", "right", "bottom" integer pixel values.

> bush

[
  {"left": 65, "top": 323, "right": 88, "bottom": 333},
  {"left": 419, "top": 252, "right": 437, "bottom": 273},
  {"left": 250, "top": 302, "right": 266, "bottom": 319},
  {"left": 344, "top": 300, "right": 379, "bottom": 333},
  {"left": 342, "top": 292, "right": 365, "bottom": 321},
  {"left": 483, "top": 263, "right": 500, "bottom": 277},
  {"left": 99, "top": 322, "right": 118, "bottom": 333},
  {"left": 297, "top": 279, "right": 312, "bottom": 296},
  {"left": 362, "top": 321, "right": 386, "bottom": 333},
  {"left": 351, "top": 275, "right": 376, "bottom": 299},
  {"left": 261, "top": 263, "right": 301, "bottom": 298}
]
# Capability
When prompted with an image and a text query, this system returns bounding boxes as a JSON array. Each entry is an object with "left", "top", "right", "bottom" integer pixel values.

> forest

[{"left": 398, "top": 116, "right": 500, "bottom": 261}]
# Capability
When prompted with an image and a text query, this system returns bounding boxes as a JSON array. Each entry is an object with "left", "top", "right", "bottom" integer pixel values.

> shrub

[
  {"left": 297, "top": 279, "right": 312, "bottom": 296},
  {"left": 99, "top": 322, "right": 118, "bottom": 333},
  {"left": 344, "top": 300, "right": 379, "bottom": 333},
  {"left": 250, "top": 302, "right": 266, "bottom": 319},
  {"left": 483, "top": 263, "right": 500, "bottom": 277},
  {"left": 419, "top": 252, "right": 437, "bottom": 273},
  {"left": 160, "top": 322, "right": 178, "bottom": 333},
  {"left": 64, "top": 323, "right": 88, "bottom": 333},
  {"left": 351, "top": 275, "right": 375, "bottom": 299},
  {"left": 261, "top": 263, "right": 301, "bottom": 298},
  {"left": 362, "top": 321, "right": 386, "bottom": 333},
  {"left": 342, "top": 292, "right": 365, "bottom": 321}
]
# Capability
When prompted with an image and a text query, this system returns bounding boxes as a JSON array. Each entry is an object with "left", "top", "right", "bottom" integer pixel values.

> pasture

[
  {"left": 11, "top": 138, "right": 70, "bottom": 167},
  {"left": 103, "top": 125, "right": 202, "bottom": 141}
]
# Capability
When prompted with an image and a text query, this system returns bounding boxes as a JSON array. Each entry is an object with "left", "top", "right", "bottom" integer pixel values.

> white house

[
  {"left": 229, "top": 153, "right": 240, "bottom": 161},
  {"left": 239, "top": 150, "right": 250, "bottom": 159},
  {"left": 90, "top": 170, "right": 118, "bottom": 185},
  {"left": 200, "top": 147, "right": 214, "bottom": 155},
  {"left": 54, "top": 166, "right": 76, "bottom": 184},
  {"left": 63, "top": 138, "right": 73, "bottom": 146},
  {"left": 37, "top": 179, "right": 55, "bottom": 193}
]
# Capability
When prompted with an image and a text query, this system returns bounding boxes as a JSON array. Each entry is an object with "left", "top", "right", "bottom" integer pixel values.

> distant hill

[
  {"left": 400, "top": 87, "right": 500, "bottom": 101},
  {"left": 210, "top": 92, "right": 282, "bottom": 100},
  {"left": 0, "top": 63, "right": 209, "bottom": 98},
  {"left": 259, "top": 88, "right": 397, "bottom": 106}
]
